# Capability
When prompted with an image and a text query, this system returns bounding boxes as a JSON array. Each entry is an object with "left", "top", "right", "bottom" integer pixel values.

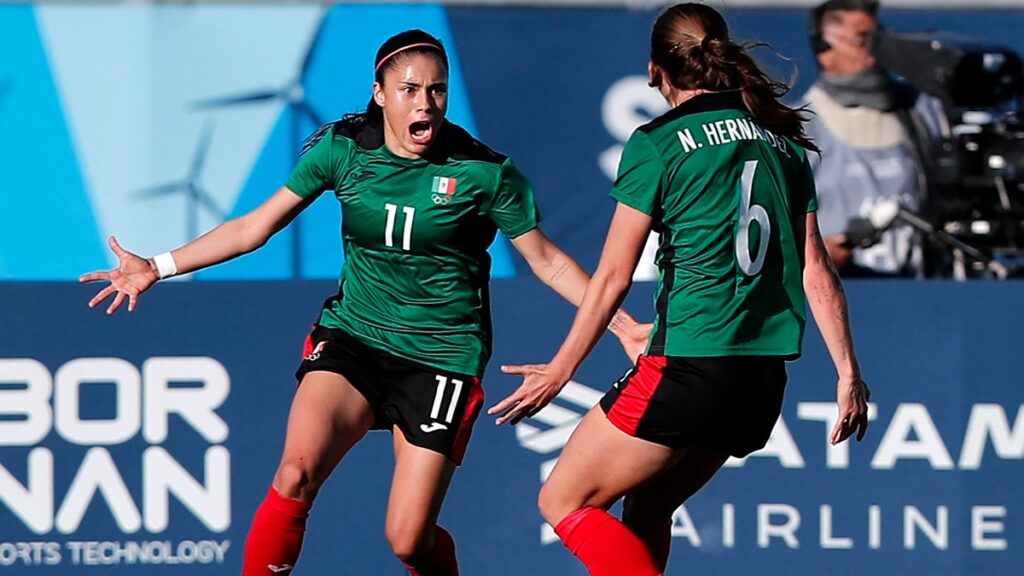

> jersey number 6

[{"left": 735, "top": 160, "right": 771, "bottom": 276}]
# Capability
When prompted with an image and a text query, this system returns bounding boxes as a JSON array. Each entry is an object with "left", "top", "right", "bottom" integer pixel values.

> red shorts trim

[
  {"left": 604, "top": 355, "right": 668, "bottom": 436},
  {"left": 451, "top": 377, "right": 484, "bottom": 465}
]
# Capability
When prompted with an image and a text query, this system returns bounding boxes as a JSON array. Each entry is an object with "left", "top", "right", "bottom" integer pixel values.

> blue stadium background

[{"left": 1, "top": 2, "right": 1021, "bottom": 575}]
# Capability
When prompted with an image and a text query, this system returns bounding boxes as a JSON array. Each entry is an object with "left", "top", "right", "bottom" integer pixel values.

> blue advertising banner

[{"left": 0, "top": 280, "right": 1020, "bottom": 575}]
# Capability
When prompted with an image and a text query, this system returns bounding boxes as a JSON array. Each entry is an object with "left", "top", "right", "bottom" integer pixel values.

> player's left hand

[
  {"left": 619, "top": 322, "right": 652, "bottom": 363},
  {"left": 489, "top": 363, "right": 571, "bottom": 426},
  {"left": 831, "top": 375, "right": 871, "bottom": 445}
]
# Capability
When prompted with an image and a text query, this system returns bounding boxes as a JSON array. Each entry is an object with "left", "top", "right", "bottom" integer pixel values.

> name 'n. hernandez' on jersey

[
  {"left": 286, "top": 117, "right": 541, "bottom": 376},
  {"left": 612, "top": 92, "right": 818, "bottom": 358}
]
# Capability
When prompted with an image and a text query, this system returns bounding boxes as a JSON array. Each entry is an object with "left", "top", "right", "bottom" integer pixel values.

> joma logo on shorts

[{"left": 420, "top": 422, "right": 448, "bottom": 433}]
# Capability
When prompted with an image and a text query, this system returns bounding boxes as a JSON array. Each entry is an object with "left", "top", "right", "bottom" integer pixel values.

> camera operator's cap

[{"left": 374, "top": 29, "right": 448, "bottom": 75}]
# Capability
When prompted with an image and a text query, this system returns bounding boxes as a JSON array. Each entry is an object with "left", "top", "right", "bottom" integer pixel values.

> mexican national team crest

[{"left": 431, "top": 176, "right": 458, "bottom": 205}]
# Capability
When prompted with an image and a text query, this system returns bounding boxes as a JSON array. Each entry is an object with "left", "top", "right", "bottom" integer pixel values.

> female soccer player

[
  {"left": 491, "top": 5, "right": 871, "bottom": 576},
  {"left": 80, "top": 30, "right": 646, "bottom": 576}
]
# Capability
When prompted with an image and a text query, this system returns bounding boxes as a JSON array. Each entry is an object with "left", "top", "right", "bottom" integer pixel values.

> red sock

[
  {"left": 240, "top": 486, "right": 311, "bottom": 576},
  {"left": 401, "top": 525, "right": 459, "bottom": 576},
  {"left": 554, "top": 507, "right": 662, "bottom": 576}
]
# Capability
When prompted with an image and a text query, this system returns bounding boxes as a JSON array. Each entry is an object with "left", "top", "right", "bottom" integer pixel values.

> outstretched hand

[
  {"left": 488, "top": 363, "right": 571, "bottom": 426},
  {"left": 78, "top": 236, "right": 158, "bottom": 314},
  {"left": 831, "top": 375, "right": 871, "bottom": 445}
]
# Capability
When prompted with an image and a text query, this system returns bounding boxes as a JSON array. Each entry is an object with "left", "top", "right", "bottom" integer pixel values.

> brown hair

[
  {"left": 367, "top": 30, "right": 448, "bottom": 124},
  {"left": 651, "top": 3, "right": 819, "bottom": 153},
  {"left": 301, "top": 31, "right": 447, "bottom": 154}
]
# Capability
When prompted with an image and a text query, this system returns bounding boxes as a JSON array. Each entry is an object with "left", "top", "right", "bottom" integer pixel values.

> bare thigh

[
  {"left": 538, "top": 407, "right": 681, "bottom": 527},
  {"left": 272, "top": 371, "right": 376, "bottom": 501},
  {"left": 384, "top": 426, "right": 457, "bottom": 558}
]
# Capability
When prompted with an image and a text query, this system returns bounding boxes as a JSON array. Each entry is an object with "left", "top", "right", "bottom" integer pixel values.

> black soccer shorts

[
  {"left": 295, "top": 325, "right": 484, "bottom": 465},
  {"left": 600, "top": 354, "right": 788, "bottom": 458}
]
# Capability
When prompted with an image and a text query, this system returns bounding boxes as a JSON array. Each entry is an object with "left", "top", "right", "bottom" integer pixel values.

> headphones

[{"left": 809, "top": 0, "right": 881, "bottom": 54}]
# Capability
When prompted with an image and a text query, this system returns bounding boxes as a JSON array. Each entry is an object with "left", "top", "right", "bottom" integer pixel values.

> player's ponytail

[{"left": 651, "top": 3, "right": 819, "bottom": 153}]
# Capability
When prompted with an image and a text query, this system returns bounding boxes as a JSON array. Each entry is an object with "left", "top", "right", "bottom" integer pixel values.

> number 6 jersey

[
  {"left": 285, "top": 117, "right": 541, "bottom": 376},
  {"left": 612, "top": 92, "right": 818, "bottom": 358}
]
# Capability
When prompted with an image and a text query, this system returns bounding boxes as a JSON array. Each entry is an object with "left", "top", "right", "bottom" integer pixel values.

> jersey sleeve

[
  {"left": 285, "top": 128, "right": 350, "bottom": 199},
  {"left": 609, "top": 130, "right": 664, "bottom": 215},
  {"left": 483, "top": 159, "right": 541, "bottom": 239},
  {"left": 794, "top": 150, "right": 819, "bottom": 214}
]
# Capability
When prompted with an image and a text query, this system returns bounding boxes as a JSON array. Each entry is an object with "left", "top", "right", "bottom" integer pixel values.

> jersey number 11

[{"left": 384, "top": 203, "right": 416, "bottom": 250}]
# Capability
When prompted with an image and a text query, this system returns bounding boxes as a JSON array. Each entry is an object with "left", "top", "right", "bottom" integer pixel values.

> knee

[
  {"left": 538, "top": 481, "right": 574, "bottom": 528},
  {"left": 272, "top": 458, "right": 320, "bottom": 502},
  {"left": 385, "top": 522, "right": 433, "bottom": 563}
]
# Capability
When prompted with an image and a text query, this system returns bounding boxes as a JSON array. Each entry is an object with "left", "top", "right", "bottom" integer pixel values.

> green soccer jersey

[
  {"left": 611, "top": 92, "right": 818, "bottom": 357},
  {"left": 285, "top": 117, "right": 540, "bottom": 376}
]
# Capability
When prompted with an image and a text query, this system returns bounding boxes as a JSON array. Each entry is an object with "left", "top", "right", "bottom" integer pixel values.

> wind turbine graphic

[
  {"left": 191, "top": 11, "right": 329, "bottom": 279},
  {"left": 134, "top": 121, "right": 225, "bottom": 242}
]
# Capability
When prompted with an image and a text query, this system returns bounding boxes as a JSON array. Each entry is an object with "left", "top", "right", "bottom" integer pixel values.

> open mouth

[{"left": 409, "top": 121, "right": 434, "bottom": 145}]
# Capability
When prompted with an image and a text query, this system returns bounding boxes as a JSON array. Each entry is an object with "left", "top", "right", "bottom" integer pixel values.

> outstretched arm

[
  {"left": 79, "top": 186, "right": 315, "bottom": 314},
  {"left": 800, "top": 211, "right": 871, "bottom": 444},
  {"left": 510, "top": 228, "right": 650, "bottom": 361},
  {"left": 492, "top": 204, "right": 652, "bottom": 424}
]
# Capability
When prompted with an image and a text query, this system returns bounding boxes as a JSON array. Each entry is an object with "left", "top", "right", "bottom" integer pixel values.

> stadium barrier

[{"left": 0, "top": 280, "right": 1019, "bottom": 575}]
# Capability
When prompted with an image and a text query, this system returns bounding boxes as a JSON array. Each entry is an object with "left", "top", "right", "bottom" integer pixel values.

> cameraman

[{"left": 802, "top": 0, "right": 948, "bottom": 277}]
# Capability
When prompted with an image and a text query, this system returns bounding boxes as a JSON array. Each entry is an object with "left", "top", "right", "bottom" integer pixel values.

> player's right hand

[{"left": 79, "top": 236, "right": 158, "bottom": 315}]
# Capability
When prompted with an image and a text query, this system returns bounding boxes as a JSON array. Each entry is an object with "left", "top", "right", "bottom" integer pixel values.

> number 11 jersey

[{"left": 286, "top": 117, "right": 541, "bottom": 376}]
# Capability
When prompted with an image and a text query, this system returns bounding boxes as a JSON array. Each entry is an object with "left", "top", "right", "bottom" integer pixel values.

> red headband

[{"left": 374, "top": 42, "right": 443, "bottom": 74}]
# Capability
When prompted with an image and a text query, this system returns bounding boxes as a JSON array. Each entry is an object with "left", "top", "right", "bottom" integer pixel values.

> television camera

[{"left": 872, "top": 30, "right": 1024, "bottom": 278}]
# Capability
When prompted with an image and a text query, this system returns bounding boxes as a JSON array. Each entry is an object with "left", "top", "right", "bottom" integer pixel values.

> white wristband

[{"left": 153, "top": 252, "right": 178, "bottom": 279}]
